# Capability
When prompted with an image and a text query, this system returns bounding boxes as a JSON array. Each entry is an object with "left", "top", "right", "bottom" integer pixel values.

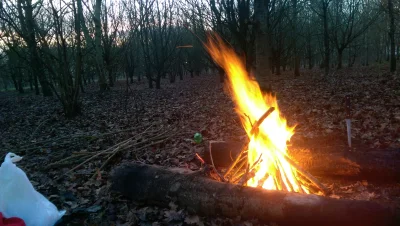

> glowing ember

[{"left": 204, "top": 34, "right": 310, "bottom": 194}]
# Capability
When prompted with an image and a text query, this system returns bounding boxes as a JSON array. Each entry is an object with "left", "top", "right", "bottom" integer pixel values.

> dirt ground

[{"left": 1, "top": 66, "right": 399, "bottom": 225}]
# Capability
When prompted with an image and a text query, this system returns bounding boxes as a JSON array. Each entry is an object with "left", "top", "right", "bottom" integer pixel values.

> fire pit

[
  {"left": 201, "top": 34, "right": 328, "bottom": 195},
  {"left": 110, "top": 34, "right": 400, "bottom": 225}
]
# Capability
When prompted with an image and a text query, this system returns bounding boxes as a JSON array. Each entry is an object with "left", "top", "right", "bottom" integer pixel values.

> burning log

[
  {"left": 111, "top": 163, "right": 400, "bottom": 226},
  {"left": 205, "top": 141, "right": 400, "bottom": 182}
]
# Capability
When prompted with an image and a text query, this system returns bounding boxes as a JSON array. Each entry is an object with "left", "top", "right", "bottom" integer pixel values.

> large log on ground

[
  {"left": 111, "top": 163, "right": 399, "bottom": 226},
  {"left": 205, "top": 141, "right": 400, "bottom": 181}
]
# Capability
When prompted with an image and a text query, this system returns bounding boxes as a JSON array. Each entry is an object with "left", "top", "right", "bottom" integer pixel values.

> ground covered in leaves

[{"left": 1, "top": 66, "right": 400, "bottom": 226}]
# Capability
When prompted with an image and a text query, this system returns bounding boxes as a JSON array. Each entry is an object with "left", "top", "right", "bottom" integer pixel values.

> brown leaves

[
  {"left": 274, "top": 67, "right": 400, "bottom": 150},
  {"left": 1, "top": 70, "right": 400, "bottom": 225}
]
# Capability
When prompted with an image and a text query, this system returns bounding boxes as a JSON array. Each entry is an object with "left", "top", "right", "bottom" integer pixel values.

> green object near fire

[{"left": 194, "top": 133, "right": 203, "bottom": 143}]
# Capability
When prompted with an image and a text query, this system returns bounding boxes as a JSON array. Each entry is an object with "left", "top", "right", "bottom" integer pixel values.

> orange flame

[{"left": 204, "top": 34, "right": 309, "bottom": 193}]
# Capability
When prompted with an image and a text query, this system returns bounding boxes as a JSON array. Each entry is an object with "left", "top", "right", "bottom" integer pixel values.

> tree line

[{"left": 0, "top": 0, "right": 397, "bottom": 117}]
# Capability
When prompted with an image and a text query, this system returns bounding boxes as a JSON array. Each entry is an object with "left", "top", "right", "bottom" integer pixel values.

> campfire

[
  {"left": 111, "top": 33, "right": 400, "bottom": 226},
  {"left": 204, "top": 34, "right": 327, "bottom": 195},
  {"left": 110, "top": 33, "right": 400, "bottom": 226}
]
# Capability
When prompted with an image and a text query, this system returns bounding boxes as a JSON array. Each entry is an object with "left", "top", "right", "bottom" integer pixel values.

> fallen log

[
  {"left": 111, "top": 163, "right": 399, "bottom": 226},
  {"left": 205, "top": 141, "right": 400, "bottom": 182}
]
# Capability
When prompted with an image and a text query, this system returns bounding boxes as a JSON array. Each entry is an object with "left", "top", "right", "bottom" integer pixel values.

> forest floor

[{"left": 1, "top": 66, "right": 400, "bottom": 226}]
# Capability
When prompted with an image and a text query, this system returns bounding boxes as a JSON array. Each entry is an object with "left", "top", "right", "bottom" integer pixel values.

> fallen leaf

[{"left": 184, "top": 215, "right": 204, "bottom": 226}]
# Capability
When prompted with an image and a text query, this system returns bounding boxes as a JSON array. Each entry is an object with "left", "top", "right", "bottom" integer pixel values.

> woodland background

[
  {"left": 0, "top": 0, "right": 399, "bottom": 117},
  {"left": 0, "top": 0, "right": 400, "bottom": 225}
]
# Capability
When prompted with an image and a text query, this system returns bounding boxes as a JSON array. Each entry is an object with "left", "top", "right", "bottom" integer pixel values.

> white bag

[{"left": 0, "top": 153, "right": 66, "bottom": 226}]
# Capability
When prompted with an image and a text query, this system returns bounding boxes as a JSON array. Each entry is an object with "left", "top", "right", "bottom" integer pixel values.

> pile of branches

[
  {"left": 205, "top": 107, "right": 330, "bottom": 195},
  {"left": 1, "top": 124, "right": 153, "bottom": 158},
  {"left": 3, "top": 123, "right": 177, "bottom": 180},
  {"left": 45, "top": 124, "right": 178, "bottom": 179}
]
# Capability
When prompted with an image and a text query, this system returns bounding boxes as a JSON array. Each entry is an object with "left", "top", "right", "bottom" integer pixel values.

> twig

[
  {"left": 31, "top": 118, "right": 51, "bottom": 138},
  {"left": 63, "top": 137, "right": 134, "bottom": 176},
  {"left": 237, "top": 153, "right": 263, "bottom": 186},
  {"left": 243, "top": 113, "right": 254, "bottom": 127},
  {"left": 209, "top": 143, "right": 226, "bottom": 182},
  {"left": 223, "top": 144, "right": 247, "bottom": 178},
  {"left": 282, "top": 154, "right": 330, "bottom": 195},
  {"left": 18, "top": 124, "right": 149, "bottom": 153},
  {"left": 195, "top": 153, "right": 205, "bottom": 164},
  {"left": 249, "top": 153, "right": 263, "bottom": 171},
  {"left": 249, "top": 107, "right": 275, "bottom": 135},
  {"left": 91, "top": 135, "right": 175, "bottom": 179},
  {"left": 228, "top": 155, "right": 248, "bottom": 181},
  {"left": 223, "top": 107, "right": 275, "bottom": 178},
  {"left": 63, "top": 125, "right": 158, "bottom": 176}
]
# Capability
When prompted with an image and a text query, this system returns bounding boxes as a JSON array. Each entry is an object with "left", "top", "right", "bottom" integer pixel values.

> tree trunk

[
  {"left": 31, "top": 49, "right": 52, "bottom": 96},
  {"left": 323, "top": 1, "right": 330, "bottom": 76},
  {"left": 388, "top": 0, "right": 396, "bottom": 72},
  {"left": 17, "top": 78, "right": 24, "bottom": 93},
  {"left": 33, "top": 73, "right": 39, "bottom": 95},
  {"left": 386, "top": 42, "right": 390, "bottom": 62},
  {"left": 28, "top": 72, "right": 33, "bottom": 91},
  {"left": 292, "top": 0, "right": 300, "bottom": 77},
  {"left": 111, "top": 164, "right": 399, "bottom": 226},
  {"left": 80, "top": 76, "right": 85, "bottom": 93},
  {"left": 108, "top": 69, "right": 114, "bottom": 87},
  {"left": 11, "top": 76, "right": 18, "bottom": 92},
  {"left": 307, "top": 40, "right": 313, "bottom": 69},
  {"left": 20, "top": 0, "right": 52, "bottom": 96},
  {"left": 348, "top": 46, "right": 352, "bottom": 67},
  {"left": 337, "top": 49, "right": 343, "bottom": 69},
  {"left": 179, "top": 67, "right": 183, "bottom": 80},
  {"left": 82, "top": 68, "right": 87, "bottom": 85},
  {"left": 147, "top": 75, "right": 153, "bottom": 88},
  {"left": 129, "top": 70, "right": 134, "bottom": 84},
  {"left": 64, "top": 102, "right": 81, "bottom": 118},
  {"left": 3, "top": 79, "right": 8, "bottom": 91},
  {"left": 276, "top": 54, "right": 281, "bottom": 75},
  {"left": 169, "top": 73, "right": 175, "bottom": 83},
  {"left": 77, "top": 0, "right": 105, "bottom": 90},
  {"left": 156, "top": 75, "right": 161, "bottom": 89},
  {"left": 366, "top": 35, "right": 369, "bottom": 66},
  {"left": 254, "top": 0, "right": 271, "bottom": 89},
  {"left": 351, "top": 52, "right": 356, "bottom": 67}
]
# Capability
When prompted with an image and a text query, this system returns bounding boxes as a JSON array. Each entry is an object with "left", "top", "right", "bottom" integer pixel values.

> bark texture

[{"left": 111, "top": 163, "right": 399, "bottom": 226}]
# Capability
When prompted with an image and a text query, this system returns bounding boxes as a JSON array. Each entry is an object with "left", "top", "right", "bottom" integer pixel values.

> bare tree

[
  {"left": 330, "top": 0, "right": 378, "bottom": 69},
  {"left": 140, "top": 0, "right": 180, "bottom": 89},
  {"left": 254, "top": 0, "right": 271, "bottom": 89},
  {"left": 77, "top": 0, "right": 107, "bottom": 91},
  {"left": 310, "top": 0, "right": 331, "bottom": 76},
  {"left": 40, "top": 0, "right": 83, "bottom": 117},
  {"left": 292, "top": 0, "right": 300, "bottom": 77},
  {"left": 0, "top": 0, "right": 53, "bottom": 96},
  {"left": 387, "top": 0, "right": 396, "bottom": 72}
]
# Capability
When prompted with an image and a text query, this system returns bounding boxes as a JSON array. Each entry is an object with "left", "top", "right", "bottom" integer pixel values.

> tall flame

[{"left": 205, "top": 34, "right": 309, "bottom": 193}]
